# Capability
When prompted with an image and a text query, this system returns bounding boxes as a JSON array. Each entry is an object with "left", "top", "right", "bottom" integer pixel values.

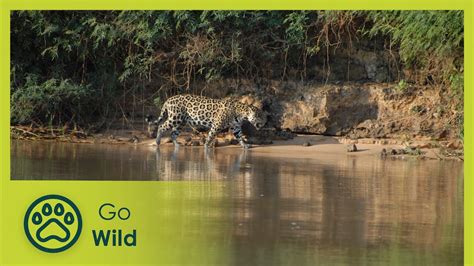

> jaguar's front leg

[
  {"left": 205, "top": 127, "right": 218, "bottom": 149},
  {"left": 232, "top": 125, "right": 251, "bottom": 149}
]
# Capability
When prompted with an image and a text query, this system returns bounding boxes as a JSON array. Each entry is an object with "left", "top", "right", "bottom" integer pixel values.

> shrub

[
  {"left": 11, "top": 75, "right": 99, "bottom": 125},
  {"left": 363, "top": 10, "right": 463, "bottom": 92}
]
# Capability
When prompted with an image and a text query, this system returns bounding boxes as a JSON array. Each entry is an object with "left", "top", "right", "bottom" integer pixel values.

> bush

[
  {"left": 11, "top": 75, "right": 99, "bottom": 125},
  {"left": 363, "top": 11, "right": 463, "bottom": 92}
]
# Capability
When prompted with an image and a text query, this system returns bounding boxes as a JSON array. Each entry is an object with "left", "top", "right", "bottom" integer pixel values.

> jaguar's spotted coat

[{"left": 147, "top": 94, "right": 266, "bottom": 149}]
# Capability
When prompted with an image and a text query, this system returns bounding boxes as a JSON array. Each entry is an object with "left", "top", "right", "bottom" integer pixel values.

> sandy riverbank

[
  {"left": 11, "top": 125, "right": 463, "bottom": 161},
  {"left": 139, "top": 135, "right": 460, "bottom": 161}
]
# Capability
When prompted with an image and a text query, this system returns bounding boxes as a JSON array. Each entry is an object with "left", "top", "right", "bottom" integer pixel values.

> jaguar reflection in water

[{"left": 11, "top": 140, "right": 463, "bottom": 265}]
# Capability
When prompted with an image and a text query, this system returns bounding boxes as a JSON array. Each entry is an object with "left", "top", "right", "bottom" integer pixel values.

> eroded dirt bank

[{"left": 198, "top": 80, "right": 463, "bottom": 141}]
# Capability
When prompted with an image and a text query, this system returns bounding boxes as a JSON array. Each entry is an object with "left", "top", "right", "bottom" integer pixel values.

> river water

[{"left": 11, "top": 140, "right": 463, "bottom": 265}]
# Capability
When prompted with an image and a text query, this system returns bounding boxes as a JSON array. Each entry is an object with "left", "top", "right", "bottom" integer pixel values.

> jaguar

[{"left": 146, "top": 94, "right": 267, "bottom": 149}]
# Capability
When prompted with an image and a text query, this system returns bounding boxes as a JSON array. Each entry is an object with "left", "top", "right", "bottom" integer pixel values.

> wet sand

[
  {"left": 13, "top": 128, "right": 460, "bottom": 160},
  {"left": 140, "top": 135, "right": 449, "bottom": 161}
]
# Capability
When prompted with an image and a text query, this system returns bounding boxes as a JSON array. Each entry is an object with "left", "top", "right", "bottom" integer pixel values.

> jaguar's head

[{"left": 245, "top": 105, "right": 267, "bottom": 130}]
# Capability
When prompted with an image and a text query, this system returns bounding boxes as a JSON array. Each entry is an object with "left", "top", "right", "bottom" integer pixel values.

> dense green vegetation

[
  {"left": 365, "top": 11, "right": 463, "bottom": 92},
  {"left": 11, "top": 11, "right": 463, "bottom": 128}
]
